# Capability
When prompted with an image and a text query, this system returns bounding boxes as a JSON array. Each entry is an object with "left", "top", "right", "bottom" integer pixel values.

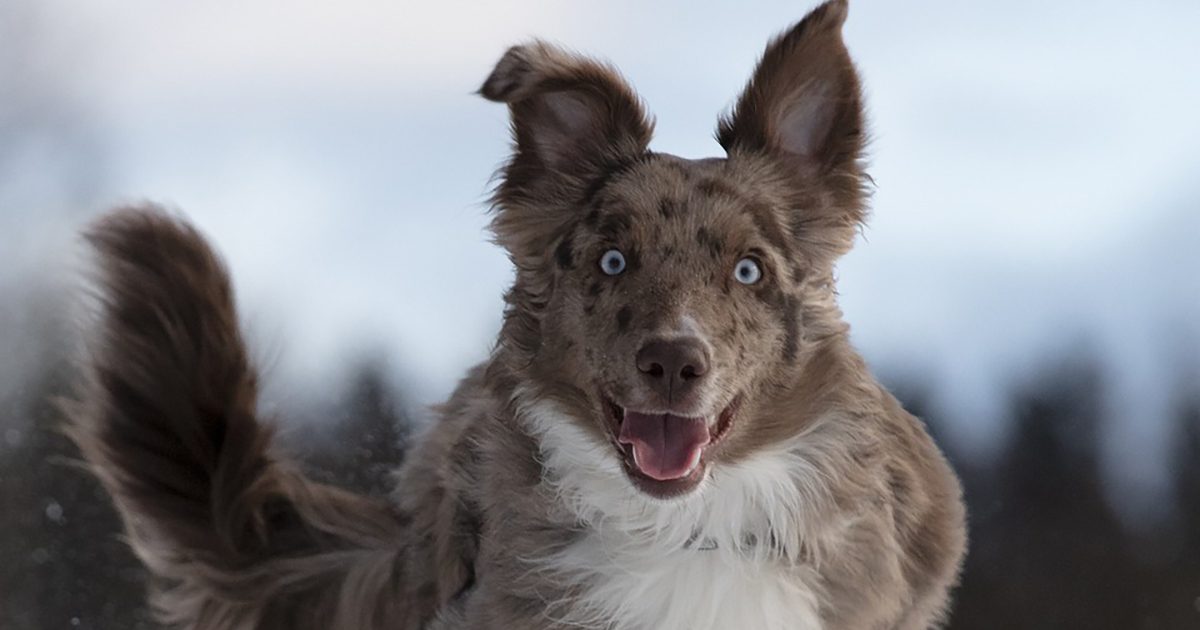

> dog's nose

[{"left": 636, "top": 337, "right": 711, "bottom": 404}]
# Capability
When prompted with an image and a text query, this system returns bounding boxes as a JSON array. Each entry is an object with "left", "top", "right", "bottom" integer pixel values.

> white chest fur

[
  {"left": 521, "top": 400, "right": 830, "bottom": 630},
  {"left": 546, "top": 531, "right": 824, "bottom": 630}
]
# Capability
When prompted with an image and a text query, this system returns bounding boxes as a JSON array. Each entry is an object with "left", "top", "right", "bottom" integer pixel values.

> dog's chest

[
  {"left": 520, "top": 402, "right": 829, "bottom": 629},
  {"left": 546, "top": 532, "right": 823, "bottom": 630}
]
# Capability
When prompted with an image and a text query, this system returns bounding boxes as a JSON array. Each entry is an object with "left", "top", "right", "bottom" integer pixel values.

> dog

[{"left": 69, "top": 1, "right": 966, "bottom": 628}]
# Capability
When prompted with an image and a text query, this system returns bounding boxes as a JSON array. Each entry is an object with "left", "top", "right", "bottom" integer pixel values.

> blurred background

[{"left": 1, "top": 0, "right": 1197, "bottom": 627}]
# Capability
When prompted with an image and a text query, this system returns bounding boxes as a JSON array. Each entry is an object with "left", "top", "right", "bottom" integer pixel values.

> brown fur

[
  {"left": 71, "top": 2, "right": 965, "bottom": 629},
  {"left": 70, "top": 208, "right": 410, "bottom": 629}
]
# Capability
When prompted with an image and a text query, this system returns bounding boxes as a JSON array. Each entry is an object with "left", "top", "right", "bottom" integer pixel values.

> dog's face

[{"left": 483, "top": 0, "right": 867, "bottom": 499}]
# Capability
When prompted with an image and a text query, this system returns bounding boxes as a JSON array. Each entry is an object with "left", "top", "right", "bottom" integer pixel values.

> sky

[{"left": 3, "top": 0, "right": 1199, "bottom": 521}]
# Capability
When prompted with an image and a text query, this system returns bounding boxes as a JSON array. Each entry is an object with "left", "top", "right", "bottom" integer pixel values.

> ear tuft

[
  {"left": 481, "top": 41, "right": 653, "bottom": 264},
  {"left": 481, "top": 40, "right": 652, "bottom": 185},
  {"left": 479, "top": 44, "right": 547, "bottom": 103},
  {"left": 718, "top": 0, "right": 863, "bottom": 179},
  {"left": 809, "top": 0, "right": 849, "bottom": 30}
]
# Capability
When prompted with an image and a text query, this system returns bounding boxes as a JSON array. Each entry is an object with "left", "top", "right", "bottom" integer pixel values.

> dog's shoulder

[{"left": 395, "top": 363, "right": 495, "bottom": 608}]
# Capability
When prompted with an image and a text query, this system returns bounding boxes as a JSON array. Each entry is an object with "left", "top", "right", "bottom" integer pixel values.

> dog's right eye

[
  {"left": 600, "top": 249, "right": 626, "bottom": 276},
  {"left": 734, "top": 257, "right": 763, "bottom": 285}
]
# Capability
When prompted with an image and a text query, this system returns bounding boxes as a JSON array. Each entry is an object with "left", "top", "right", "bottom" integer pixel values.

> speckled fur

[{"left": 70, "top": 2, "right": 965, "bottom": 629}]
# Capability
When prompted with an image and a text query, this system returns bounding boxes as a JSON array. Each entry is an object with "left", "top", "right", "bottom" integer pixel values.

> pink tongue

[{"left": 618, "top": 412, "right": 710, "bottom": 481}]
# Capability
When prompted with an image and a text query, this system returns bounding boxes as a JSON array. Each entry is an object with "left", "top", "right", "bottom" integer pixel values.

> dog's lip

[
  {"left": 601, "top": 393, "right": 741, "bottom": 498},
  {"left": 602, "top": 395, "right": 739, "bottom": 444}
]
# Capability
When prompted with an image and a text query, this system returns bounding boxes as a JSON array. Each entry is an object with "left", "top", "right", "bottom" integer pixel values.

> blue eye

[
  {"left": 734, "top": 257, "right": 762, "bottom": 284},
  {"left": 600, "top": 249, "right": 626, "bottom": 275}
]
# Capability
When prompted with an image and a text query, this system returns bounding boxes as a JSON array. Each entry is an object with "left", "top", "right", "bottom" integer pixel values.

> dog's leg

[{"left": 68, "top": 205, "right": 412, "bottom": 630}]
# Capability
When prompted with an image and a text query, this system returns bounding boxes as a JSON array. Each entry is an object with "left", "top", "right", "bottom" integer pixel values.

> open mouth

[{"left": 603, "top": 394, "right": 740, "bottom": 499}]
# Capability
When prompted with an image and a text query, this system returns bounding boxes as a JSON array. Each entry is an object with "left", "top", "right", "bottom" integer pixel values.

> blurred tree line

[{"left": 940, "top": 361, "right": 1200, "bottom": 630}]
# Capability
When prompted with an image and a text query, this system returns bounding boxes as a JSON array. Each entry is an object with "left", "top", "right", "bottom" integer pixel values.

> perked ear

[
  {"left": 718, "top": 0, "right": 866, "bottom": 205},
  {"left": 481, "top": 42, "right": 653, "bottom": 200},
  {"left": 480, "top": 42, "right": 653, "bottom": 263}
]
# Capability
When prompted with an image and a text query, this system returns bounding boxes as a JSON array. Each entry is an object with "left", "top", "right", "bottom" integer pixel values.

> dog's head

[{"left": 482, "top": 0, "right": 868, "bottom": 499}]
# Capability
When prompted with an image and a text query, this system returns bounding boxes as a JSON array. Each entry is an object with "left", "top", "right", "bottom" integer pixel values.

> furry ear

[
  {"left": 481, "top": 41, "right": 653, "bottom": 198},
  {"left": 718, "top": 0, "right": 866, "bottom": 205},
  {"left": 480, "top": 44, "right": 653, "bottom": 343}
]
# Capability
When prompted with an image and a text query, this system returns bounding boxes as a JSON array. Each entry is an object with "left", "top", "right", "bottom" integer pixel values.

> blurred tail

[{"left": 68, "top": 205, "right": 411, "bottom": 630}]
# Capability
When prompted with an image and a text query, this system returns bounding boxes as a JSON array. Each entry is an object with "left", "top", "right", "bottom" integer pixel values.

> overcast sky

[{"left": 5, "top": 0, "right": 1199, "bottom": 519}]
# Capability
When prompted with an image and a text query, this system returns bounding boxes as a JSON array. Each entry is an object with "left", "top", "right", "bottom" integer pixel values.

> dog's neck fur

[
  {"left": 519, "top": 395, "right": 844, "bottom": 551},
  {"left": 515, "top": 394, "right": 841, "bottom": 630}
]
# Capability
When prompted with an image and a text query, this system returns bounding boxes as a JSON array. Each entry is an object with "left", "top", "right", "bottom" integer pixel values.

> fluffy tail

[{"left": 68, "top": 205, "right": 411, "bottom": 629}]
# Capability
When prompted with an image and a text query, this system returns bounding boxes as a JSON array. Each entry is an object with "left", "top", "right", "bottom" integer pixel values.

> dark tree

[
  {"left": 1152, "top": 396, "right": 1200, "bottom": 628},
  {"left": 299, "top": 357, "right": 412, "bottom": 497},
  {"left": 0, "top": 290, "right": 154, "bottom": 630},
  {"left": 948, "top": 358, "right": 1146, "bottom": 630}
]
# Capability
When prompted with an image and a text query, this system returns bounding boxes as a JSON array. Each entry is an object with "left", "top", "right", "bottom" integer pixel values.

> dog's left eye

[
  {"left": 734, "top": 257, "right": 762, "bottom": 284},
  {"left": 600, "top": 249, "right": 626, "bottom": 276}
]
